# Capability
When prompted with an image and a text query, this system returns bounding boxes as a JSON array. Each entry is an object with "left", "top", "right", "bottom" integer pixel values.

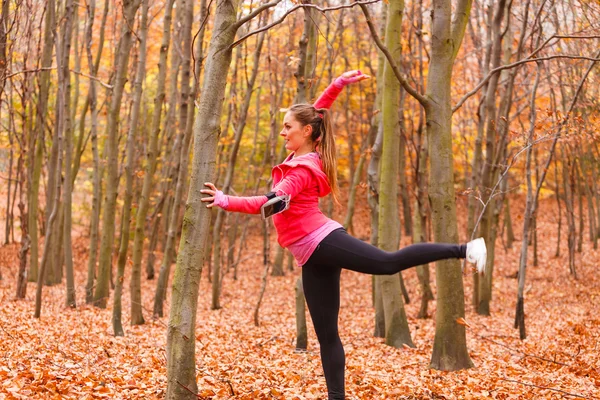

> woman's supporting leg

[
  {"left": 312, "top": 228, "right": 466, "bottom": 275},
  {"left": 302, "top": 259, "right": 345, "bottom": 400}
]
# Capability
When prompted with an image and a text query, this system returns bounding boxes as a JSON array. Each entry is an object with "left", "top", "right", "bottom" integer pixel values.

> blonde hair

[{"left": 288, "top": 104, "right": 339, "bottom": 203}]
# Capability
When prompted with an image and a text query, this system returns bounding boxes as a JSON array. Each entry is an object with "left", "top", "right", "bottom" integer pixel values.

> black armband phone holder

[{"left": 261, "top": 191, "right": 290, "bottom": 220}]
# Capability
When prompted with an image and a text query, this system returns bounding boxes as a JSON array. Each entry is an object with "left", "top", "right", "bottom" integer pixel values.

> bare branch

[
  {"left": 230, "top": 0, "right": 381, "bottom": 50},
  {"left": 453, "top": 53, "right": 600, "bottom": 112},
  {"left": 468, "top": 48, "right": 598, "bottom": 240},
  {"left": 3, "top": 66, "right": 56, "bottom": 79},
  {"left": 4, "top": 67, "right": 113, "bottom": 89},
  {"left": 531, "top": 48, "right": 600, "bottom": 213},
  {"left": 479, "top": 335, "right": 568, "bottom": 366},
  {"left": 358, "top": 2, "right": 428, "bottom": 106},
  {"left": 234, "top": 0, "right": 281, "bottom": 29},
  {"left": 70, "top": 69, "right": 113, "bottom": 89},
  {"left": 529, "top": 34, "right": 600, "bottom": 59},
  {"left": 497, "top": 378, "right": 588, "bottom": 399}
]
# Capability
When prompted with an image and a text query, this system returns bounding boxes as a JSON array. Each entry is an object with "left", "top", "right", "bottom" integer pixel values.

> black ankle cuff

[{"left": 459, "top": 244, "right": 467, "bottom": 258}]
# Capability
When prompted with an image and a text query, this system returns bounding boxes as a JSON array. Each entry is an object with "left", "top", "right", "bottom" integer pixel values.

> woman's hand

[
  {"left": 201, "top": 182, "right": 218, "bottom": 208},
  {"left": 334, "top": 70, "right": 371, "bottom": 87}
]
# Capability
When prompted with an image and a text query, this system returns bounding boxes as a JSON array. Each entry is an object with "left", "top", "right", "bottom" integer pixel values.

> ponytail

[
  {"left": 315, "top": 108, "right": 339, "bottom": 204},
  {"left": 287, "top": 104, "right": 339, "bottom": 204}
]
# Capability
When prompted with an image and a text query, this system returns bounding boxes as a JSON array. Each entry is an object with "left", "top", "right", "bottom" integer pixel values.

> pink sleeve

[
  {"left": 272, "top": 167, "right": 312, "bottom": 199},
  {"left": 223, "top": 195, "right": 268, "bottom": 214},
  {"left": 313, "top": 82, "right": 344, "bottom": 110}
]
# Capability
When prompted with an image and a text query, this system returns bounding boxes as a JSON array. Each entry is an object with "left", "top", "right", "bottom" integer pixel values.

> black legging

[{"left": 301, "top": 228, "right": 466, "bottom": 399}]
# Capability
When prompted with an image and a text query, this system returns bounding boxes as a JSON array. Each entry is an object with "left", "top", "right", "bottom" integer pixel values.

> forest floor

[{"left": 0, "top": 193, "right": 599, "bottom": 399}]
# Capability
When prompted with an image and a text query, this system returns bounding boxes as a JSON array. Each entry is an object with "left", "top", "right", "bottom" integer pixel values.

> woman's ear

[{"left": 303, "top": 124, "right": 313, "bottom": 138}]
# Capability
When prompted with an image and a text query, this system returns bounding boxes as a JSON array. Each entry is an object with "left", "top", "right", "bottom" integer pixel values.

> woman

[{"left": 201, "top": 70, "right": 487, "bottom": 399}]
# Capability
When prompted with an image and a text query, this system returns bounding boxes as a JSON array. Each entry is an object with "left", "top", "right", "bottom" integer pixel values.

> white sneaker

[{"left": 466, "top": 237, "right": 487, "bottom": 275}]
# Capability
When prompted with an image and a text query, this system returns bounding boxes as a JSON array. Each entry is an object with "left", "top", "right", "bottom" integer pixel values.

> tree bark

[
  {"left": 61, "top": 0, "right": 77, "bottom": 308},
  {"left": 28, "top": 0, "right": 56, "bottom": 283},
  {"left": 366, "top": 3, "right": 386, "bottom": 337},
  {"left": 514, "top": 63, "right": 541, "bottom": 341},
  {"left": 84, "top": 0, "right": 110, "bottom": 304},
  {"left": 295, "top": 276, "right": 307, "bottom": 349},
  {"left": 414, "top": 117, "right": 433, "bottom": 319},
  {"left": 211, "top": 29, "right": 266, "bottom": 310},
  {"left": 292, "top": 0, "right": 318, "bottom": 351},
  {"left": 165, "top": 1, "right": 245, "bottom": 397},
  {"left": 476, "top": 0, "right": 507, "bottom": 316},
  {"left": 427, "top": 0, "right": 474, "bottom": 370},
  {"left": 113, "top": 0, "right": 150, "bottom": 335},
  {"left": 93, "top": 0, "right": 142, "bottom": 308},
  {"left": 377, "top": 0, "right": 414, "bottom": 349},
  {"left": 130, "top": 0, "right": 176, "bottom": 290},
  {"left": 153, "top": 0, "right": 203, "bottom": 318}
]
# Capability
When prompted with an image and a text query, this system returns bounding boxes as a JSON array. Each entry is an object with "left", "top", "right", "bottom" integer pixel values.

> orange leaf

[{"left": 456, "top": 317, "right": 471, "bottom": 328}]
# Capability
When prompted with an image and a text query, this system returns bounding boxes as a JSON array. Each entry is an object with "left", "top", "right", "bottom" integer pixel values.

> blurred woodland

[{"left": 0, "top": 0, "right": 599, "bottom": 398}]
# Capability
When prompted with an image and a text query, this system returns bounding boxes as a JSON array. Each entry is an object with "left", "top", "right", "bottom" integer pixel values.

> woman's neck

[{"left": 294, "top": 143, "right": 316, "bottom": 157}]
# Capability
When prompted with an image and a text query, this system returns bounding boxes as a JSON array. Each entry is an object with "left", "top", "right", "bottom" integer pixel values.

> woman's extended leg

[
  {"left": 311, "top": 228, "right": 466, "bottom": 275},
  {"left": 302, "top": 258, "right": 345, "bottom": 400}
]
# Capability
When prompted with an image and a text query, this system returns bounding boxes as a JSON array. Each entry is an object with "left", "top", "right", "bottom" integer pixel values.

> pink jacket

[
  {"left": 217, "top": 82, "right": 343, "bottom": 247},
  {"left": 224, "top": 152, "right": 330, "bottom": 247}
]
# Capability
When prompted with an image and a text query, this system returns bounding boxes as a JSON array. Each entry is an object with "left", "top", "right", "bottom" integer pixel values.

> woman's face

[{"left": 280, "top": 112, "right": 312, "bottom": 153}]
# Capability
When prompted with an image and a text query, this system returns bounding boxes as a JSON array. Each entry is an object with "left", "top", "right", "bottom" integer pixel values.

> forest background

[{"left": 0, "top": 0, "right": 599, "bottom": 398}]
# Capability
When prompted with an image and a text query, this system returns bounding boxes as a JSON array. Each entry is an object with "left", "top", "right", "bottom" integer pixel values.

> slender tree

[
  {"left": 130, "top": 0, "right": 176, "bottom": 292},
  {"left": 165, "top": 1, "right": 282, "bottom": 397},
  {"left": 29, "top": 0, "right": 56, "bottom": 283},
  {"left": 377, "top": 0, "right": 414, "bottom": 348},
  {"left": 211, "top": 29, "right": 266, "bottom": 310},
  {"left": 61, "top": 0, "right": 77, "bottom": 308},
  {"left": 93, "top": 0, "right": 142, "bottom": 308},
  {"left": 113, "top": 0, "right": 150, "bottom": 336},
  {"left": 83, "top": 0, "right": 110, "bottom": 303},
  {"left": 425, "top": 0, "right": 474, "bottom": 370},
  {"left": 153, "top": 0, "right": 207, "bottom": 318}
]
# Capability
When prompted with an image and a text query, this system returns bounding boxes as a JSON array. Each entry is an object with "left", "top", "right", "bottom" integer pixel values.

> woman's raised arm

[{"left": 313, "top": 70, "right": 370, "bottom": 109}]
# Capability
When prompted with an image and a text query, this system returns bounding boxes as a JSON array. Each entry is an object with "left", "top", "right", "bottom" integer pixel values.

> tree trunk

[
  {"left": 0, "top": 0, "right": 8, "bottom": 107},
  {"left": 366, "top": 2, "right": 386, "bottom": 337},
  {"left": 398, "top": 96, "right": 412, "bottom": 237},
  {"left": 5, "top": 134, "right": 13, "bottom": 244},
  {"left": 84, "top": 0, "right": 110, "bottom": 304},
  {"left": 271, "top": 245, "right": 285, "bottom": 276},
  {"left": 372, "top": 277, "right": 385, "bottom": 337},
  {"left": 476, "top": 0, "right": 507, "bottom": 316},
  {"left": 378, "top": 0, "right": 413, "bottom": 349},
  {"left": 503, "top": 186, "right": 515, "bottom": 248},
  {"left": 554, "top": 157, "right": 562, "bottom": 257},
  {"left": 153, "top": 0, "right": 202, "bottom": 318},
  {"left": 131, "top": 0, "right": 175, "bottom": 288},
  {"left": 427, "top": 0, "right": 473, "bottom": 371},
  {"left": 211, "top": 29, "right": 266, "bottom": 309},
  {"left": 29, "top": 0, "right": 56, "bottom": 283},
  {"left": 94, "top": 0, "right": 142, "bottom": 308},
  {"left": 16, "top": 203, "right": 30, "bottom": 299},
  {"left": 61, "top": 0, "right": 77, "bottom": 308},
  {"left": 35, "top": 10, "right": 65, "bottom": 314},
  {"left": 343, "top": 152, "right": 367, "bottom": 231},
  {"left": 576, "top": 160, "right": 584, "bottom": 253},
  {"left": 254, "top": 220, "right": 271, "bottom": 326},
  {"left": 165, "top": 1, "right": 243, "bottom": 397},
  {"left": 295, "top": 276, "right": 307, "bottom": 349},
  {"left": 515, "top": 64, "right": 541, "bottom": 340},
  {"left": 292, "top": 1, "right": 318, "bottom": 350},
  {"left": 587, "top": 148, "right": 599, "bottom": 249},
  {"left": 563, "top": 153, "right": 577, "bottom": 278},
  {"left": 113, "top": 0, "right": 149, "bottom": 335}
]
